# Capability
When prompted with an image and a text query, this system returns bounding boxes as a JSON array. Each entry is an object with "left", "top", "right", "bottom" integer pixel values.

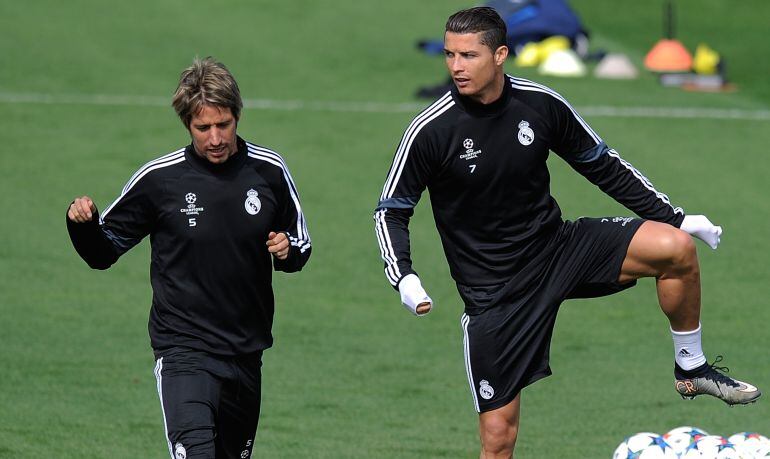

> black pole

[{"left": 665, "top": 0, "right": 675, "bottom": 39}]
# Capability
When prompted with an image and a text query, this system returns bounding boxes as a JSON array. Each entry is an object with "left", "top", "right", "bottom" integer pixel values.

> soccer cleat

[{"left": 675, "top": 356, "right": 761, "bottom": 405}]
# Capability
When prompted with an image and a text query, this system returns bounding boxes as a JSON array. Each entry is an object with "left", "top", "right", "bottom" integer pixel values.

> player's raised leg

[
  {"left": 620, "top": 221, "right": 760, "bottom": 405},
  {"left": 478, "top": 394, "right": 520, "bottom": 459},
  {"left": 620, "top": 220, "right": 701, "bottom": 331}
]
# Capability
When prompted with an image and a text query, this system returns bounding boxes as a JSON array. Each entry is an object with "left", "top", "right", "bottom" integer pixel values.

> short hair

[
  {"left": 445, "top": 7, "right": 507, "bottom": 53},
  {"left": 172, "top": 57, "right": 243, "bottom": 128}
]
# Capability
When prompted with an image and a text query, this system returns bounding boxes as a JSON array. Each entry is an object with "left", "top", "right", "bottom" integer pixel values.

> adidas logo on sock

[{"left": 678, "top": 349, "right": 692, "bottom": 357}]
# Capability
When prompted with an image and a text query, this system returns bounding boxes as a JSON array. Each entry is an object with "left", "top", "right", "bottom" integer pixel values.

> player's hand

[
  {"left": 415, "top": 302, "right": 432, "bottom": 315},
  {"left": 680, "top": 214, "right": 722, "bottom": 250},
  {"left": 266, "top": 231, "right": 290, "bottom": 260},
  {"left": 68, "top": 196, "right": 97, "bottom": 223},
  {"left": 398, "top": 274, "right": 433, "bottom": 316}
]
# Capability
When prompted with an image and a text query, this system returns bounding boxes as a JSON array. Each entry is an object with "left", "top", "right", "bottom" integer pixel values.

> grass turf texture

[{"left": 1, "top": 1, "right": 769, "bottom": 457}]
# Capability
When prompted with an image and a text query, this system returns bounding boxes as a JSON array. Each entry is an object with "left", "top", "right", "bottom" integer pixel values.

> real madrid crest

[
  {"left": 174, "top": 442, "right": 187, "bottom": 459},
  {"left": 244, "top": 188, "right": 261, "bottom": 215},
  {"left": 478, "top": 379, "right": 495, "bottom": 400},
  {"left": 517, "top": 120, "right": 534, "bottom": 146}
]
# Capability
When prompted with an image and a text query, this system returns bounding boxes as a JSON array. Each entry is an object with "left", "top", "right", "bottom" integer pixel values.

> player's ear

[{"left": 494, "top": 45, "right": 508, "bottom": 66}]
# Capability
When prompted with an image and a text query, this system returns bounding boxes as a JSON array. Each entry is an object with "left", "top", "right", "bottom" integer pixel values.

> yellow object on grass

[
  {"left": 514, "top": 36, "right": 570, "bottom": 67},
  {"left": 693, "top": 43, "right": 721, "bottom": 75},
  {"left": 539, "top": 36, "right": 570, "bottom": 59},
  {"left": 515, "top": 42, "right": 541, "bottom": 67}
]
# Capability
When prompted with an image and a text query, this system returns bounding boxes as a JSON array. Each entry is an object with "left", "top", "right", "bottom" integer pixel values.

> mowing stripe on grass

[{"left": 1, "top": 91, "right": 769, "bottom": 121}]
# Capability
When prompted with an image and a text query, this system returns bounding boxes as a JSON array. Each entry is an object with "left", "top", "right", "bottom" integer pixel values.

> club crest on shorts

[
  {"left": 517, "top": 120, "right": 534, "bottom": 146},
  {"left": 174, "top": 442, "right": 187, "bottom": 459},
  {"left": 244, "top": 188, "right": 261, "bottom": 215},
  {"left": 479, "top": 379, "right": 495, "bottom": 400}
]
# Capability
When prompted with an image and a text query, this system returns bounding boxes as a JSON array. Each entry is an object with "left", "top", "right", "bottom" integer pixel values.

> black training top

[
  {"left": 67, "top": 137, "right": 311, "bottom": 356},
  {"left": 375, "top": 75, "right": 684, "bottom": 288}
]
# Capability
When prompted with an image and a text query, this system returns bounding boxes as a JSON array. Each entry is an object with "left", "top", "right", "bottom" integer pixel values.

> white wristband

[{"left": 398, "top": 274, "right": 433, "bottom": 316}]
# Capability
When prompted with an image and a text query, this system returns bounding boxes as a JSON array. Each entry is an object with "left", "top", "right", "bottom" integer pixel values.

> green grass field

[{"left": 1, "top": 1, "right": 769, "bottom": 457}]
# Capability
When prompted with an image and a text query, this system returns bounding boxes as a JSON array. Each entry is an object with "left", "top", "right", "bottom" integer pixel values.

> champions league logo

[
  {"left": 460, "top": 138, "right": 482, "bottom": 161},
  {"left": 517, "top": 120, "right": 534, "bottom": 146},
  {"left": 180, "top": 192, "right": 204, "bottom": 216},
  {"left": 244, "top": 188, "right": 261, "bottom": 215}
]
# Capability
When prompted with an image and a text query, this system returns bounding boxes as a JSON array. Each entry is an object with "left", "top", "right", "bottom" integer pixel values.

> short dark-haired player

[
  {"left": 67, "top": 57, "right": 311, "bottom": 458},
  {"left": 374, "top": 7, "right": 759, "bottom": 458}
]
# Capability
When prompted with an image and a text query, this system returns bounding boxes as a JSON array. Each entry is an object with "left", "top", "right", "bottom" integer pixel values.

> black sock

[{"left": 675, "top": 361, "right": 709, "bottom": 379}]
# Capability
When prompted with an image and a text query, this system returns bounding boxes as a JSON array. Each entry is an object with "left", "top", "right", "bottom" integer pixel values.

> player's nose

[
  {"left": 449, "top": 57, "right": 463, "bottom": 72},
  {"left": 210, "top": 128, "right": 221, "bottom": 145}
]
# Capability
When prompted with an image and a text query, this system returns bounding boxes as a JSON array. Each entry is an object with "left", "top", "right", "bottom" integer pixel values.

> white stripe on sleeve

[
  {"left": 100, "top": 150, "right": 186, "bottom": 222},
  {"left": 247, "top": 144, "right": 311, "bottom": 252}
]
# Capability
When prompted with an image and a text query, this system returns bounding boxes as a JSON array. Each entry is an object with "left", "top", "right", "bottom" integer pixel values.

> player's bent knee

[
  {"left": 667, "top": 229, "right": 698, "bottom": 268},
  {"left": 480, "top": 415, "right": 518, "bottom": 453},
  {"left": 652, "top": 227, "right": 697, "bottom": 268}
]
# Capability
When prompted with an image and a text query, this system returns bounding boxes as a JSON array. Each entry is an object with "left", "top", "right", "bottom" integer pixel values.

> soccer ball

[
  {"left": 613, "top": 432, "right": 677, "bottom": 459},
  {"left": 680, "top": 435, "right": 720, "bottom": 459},
  {"left": 728, "top": 432, "right": 770, "bottom": 458},
  {"left": 713, "top": 443, "right": 748, "bottom": 459},
  {"left": 664, "top": 426, "right": 709, "bottom": 455},
  {"left": 684, "top": 435, "right": 747, "bottom": 459}
]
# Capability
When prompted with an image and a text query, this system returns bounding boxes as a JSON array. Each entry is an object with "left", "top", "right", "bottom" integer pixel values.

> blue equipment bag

[{"left": 418, "top": 0, "right": 587, "bottom": 56}]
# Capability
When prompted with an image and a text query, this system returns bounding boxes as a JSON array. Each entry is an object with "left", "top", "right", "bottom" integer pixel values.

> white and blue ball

[
  {"left": 664, "top": 426, "right": 709, "bottom": 455},
  {"left": 684, "top": 435, "right": 748, "bottom": 459},
  {"left": 613, "top": 432, "right": 677, "bottom": 459},
  {"left": 728, "top": 432, "right": 770, "bottom": 458}
]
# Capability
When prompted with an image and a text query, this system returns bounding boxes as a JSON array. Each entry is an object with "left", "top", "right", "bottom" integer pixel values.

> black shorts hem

[
  {"left": 477, "top": 369, "right": 552, "bottom": 413},
  {"left": 607, "top": 218, "right": 645, "bottom": 283},
  {"left": 566, "top": 218, "right": 645, "bottom": 299}
]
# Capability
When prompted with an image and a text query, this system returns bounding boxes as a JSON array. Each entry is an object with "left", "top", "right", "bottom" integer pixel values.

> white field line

[{"left": 1, "top": 91, "right": 769, "bottom": 121}]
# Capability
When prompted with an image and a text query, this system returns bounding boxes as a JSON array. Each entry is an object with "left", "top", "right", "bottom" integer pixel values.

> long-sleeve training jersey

[
  {"left": 375, "top": 75, "right": 684, "bottom": 288},
  {"left": 68, "top": 137, "right": 311, "bottom": 356}
]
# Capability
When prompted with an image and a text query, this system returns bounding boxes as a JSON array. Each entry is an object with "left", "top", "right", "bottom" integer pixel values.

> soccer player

[
  {"left": 66, "top": 57, "right": 311, "bottom": 459},
  {"left": 373, "top": 7, "right": 759, "bottom": 458}
]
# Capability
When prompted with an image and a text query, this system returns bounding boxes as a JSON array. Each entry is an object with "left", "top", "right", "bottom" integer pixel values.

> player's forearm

[
  {"left": 273, "top": 237, "right": 311, "bottom": 273},
  {"left": 374, "top": 206, "right": 417, "bottom": 288},
  {"left": 66, "top": 209, "right": 120, "bottom": 270},
  {"left": 569, "top": 150, "right": 684, "bottom": 226}
]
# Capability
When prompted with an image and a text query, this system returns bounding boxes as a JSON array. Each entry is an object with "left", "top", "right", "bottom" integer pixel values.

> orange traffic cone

[
  {"left": 645, "top": 39, "right": 692, "bottom": 72},
  {"left": 644, "top": 0, "right": 693, "bottom": 72}
]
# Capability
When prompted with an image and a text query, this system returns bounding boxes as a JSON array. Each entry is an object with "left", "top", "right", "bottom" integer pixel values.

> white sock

[{"left": 671, "top": 324, "right": 707, "bottom": 370}]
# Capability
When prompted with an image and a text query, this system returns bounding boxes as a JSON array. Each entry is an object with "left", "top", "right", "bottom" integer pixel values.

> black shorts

[
  {"left": 458, "top": 217, "right": 644, "bottom": 412},
  {"left": 153, "top": 347, "right": 263, "bottom": 459}
]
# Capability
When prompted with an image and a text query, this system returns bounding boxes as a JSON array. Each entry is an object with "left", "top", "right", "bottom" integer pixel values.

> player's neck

[{"left": 470, "top": 73, "right": 505, "bottom": 105}]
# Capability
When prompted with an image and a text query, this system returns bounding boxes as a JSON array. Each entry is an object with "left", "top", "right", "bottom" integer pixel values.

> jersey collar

[
  {"left": 451, "top": 75, "right": 512, "bottom": 117},
  {"left": 185, "top": 136, "right": 248, "bottom": 175}
]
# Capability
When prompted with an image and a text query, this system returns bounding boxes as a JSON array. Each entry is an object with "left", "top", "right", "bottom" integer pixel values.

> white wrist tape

[{"left": 398, "top": 274, "right": 433, "bottom": 316}]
